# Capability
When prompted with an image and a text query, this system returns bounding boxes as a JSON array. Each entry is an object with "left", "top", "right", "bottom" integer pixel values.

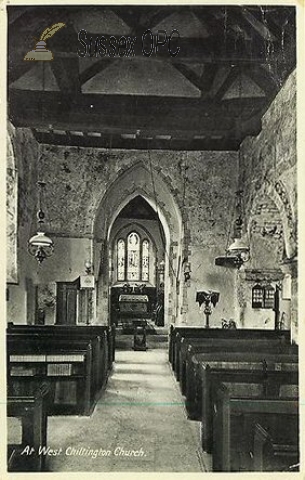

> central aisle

[{"left": 47, "top": 349, "right": 208, "bottom": 472}]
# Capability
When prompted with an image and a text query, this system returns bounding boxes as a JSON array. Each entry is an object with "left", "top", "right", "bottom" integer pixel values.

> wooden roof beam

[
  {"left": 240, "top": 7, "right": 277, "bottom": 42},
  {"left": 79, "top": 58, "right": 115, "bottom": 86}
]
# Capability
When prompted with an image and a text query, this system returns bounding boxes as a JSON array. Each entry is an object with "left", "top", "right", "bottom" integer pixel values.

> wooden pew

[
  {"left": 179, "top": 337, "right": 296, "bottom": 394},
  {"left": 174, "top": 330, "right": 293, "bottom": 378},
  {"left": 171, "top": 328, "right": 291, "bottom": 374},
  {"left": 253, "top": 422, "right": 299, "bottom": 471},
  {"left": 7, "top": 323, "right": 116, "bottom": 365},
  {"left": 169, "top": 326, "right": 208, "bottom": 367},
  {"left": 7, "top": 323, "right": 116, "bottom": 387},
  {"left": 108, "top": 324, "right": 116, "bottom": 364},
  {"left": 7, "top": 339, "right": 93, "bottom": 415},
  {"left": 170, "top": 326, "right": 292, "bottom": 367},
  {"left": 200, "top": 366, "right": 298, "bottom": 453},
  {"left": 7, "top": 384, "right": 50, "bottom": 472},
  {"left": 7, "top": 333, "right": 102, "bottom": 401},
  {"left": 186, "top": 351, "right": 298, "bottom": 420},
  {"left": 212, "top": 382, "right": 298, "bottom": 471}
]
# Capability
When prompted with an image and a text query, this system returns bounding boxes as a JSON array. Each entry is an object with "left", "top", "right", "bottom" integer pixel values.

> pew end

[
  {"left": 212, "top": 382, "right": 299, "bottom": 472},
  {"left": 253, "top": 422, "right": 299, "bottom": 471},
  {"left": 7, "top": 383, "right": 51, "bottom": 472}
]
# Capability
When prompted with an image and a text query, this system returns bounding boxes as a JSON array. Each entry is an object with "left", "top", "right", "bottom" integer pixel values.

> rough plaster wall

[
  {"left": 39, "top": 148, "right": 237, "bottom": 239},
  {"left": 239, "top": 70, "right": 297, "bottom": 336},
  {"left": 39, "top": 147, "right": 239, "bottom": 325},
  {"left": 7, "top": 127, "right": 39, "bottom": 324},
  {"left": 7, "top": 131, "right": 18, "bottom": 284},
  {"left": 183, "top": 153, "right": 239, "bottom": 326},
  {"left": 240, "top": 70, "right": 296, "bottom": 249}
]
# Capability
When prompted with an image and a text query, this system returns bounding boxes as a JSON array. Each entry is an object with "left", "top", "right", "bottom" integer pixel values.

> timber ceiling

[{"left": 8, "top": 5, "right": 296, "bottom": 151}]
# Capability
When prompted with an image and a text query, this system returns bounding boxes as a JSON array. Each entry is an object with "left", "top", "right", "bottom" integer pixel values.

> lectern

[{"left": 196, "top": 290, "right": 220, "bottom": 328}]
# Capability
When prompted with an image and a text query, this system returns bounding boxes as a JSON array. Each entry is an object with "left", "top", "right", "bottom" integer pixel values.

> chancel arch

[{"left": 93, "top": 161, "right": 183, "bottom": 326}]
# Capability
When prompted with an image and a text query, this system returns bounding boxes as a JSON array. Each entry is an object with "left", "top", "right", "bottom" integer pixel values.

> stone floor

[{"left": 46, "top": 348, "right": 211, "bottom": 472}]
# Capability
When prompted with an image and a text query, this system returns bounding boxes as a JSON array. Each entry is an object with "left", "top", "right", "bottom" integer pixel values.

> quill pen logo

[{"left": 24, "top": 23, "right": 66, "bottom": 61}]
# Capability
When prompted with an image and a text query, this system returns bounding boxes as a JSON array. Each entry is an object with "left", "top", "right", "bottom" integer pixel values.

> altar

[{"left": 118, "top": 294, "right": 149, "bottom": 317}]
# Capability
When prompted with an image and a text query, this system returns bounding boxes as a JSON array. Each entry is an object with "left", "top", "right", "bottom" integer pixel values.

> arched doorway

[{"left": 93, "top": 162, "right": 183, "bottom": 327}]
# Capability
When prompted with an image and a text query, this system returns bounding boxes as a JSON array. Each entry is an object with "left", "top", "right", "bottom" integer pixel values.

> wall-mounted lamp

[
  {"left": 184, "top": 262, "right": 191, "bottom": 282},
  {"left": 85, "top": 260, "right": 93, "bottom": 275},
  {"left": 158, "top": 260, "right": 165, "bottom": 274},
  {"left": 227, "top": 236, "right": 250, "bottom": 269},
  {"left": 28, "top": 181, "right": 54, "bottom": 264},
  {"left": 215, "top": 190, "right": 250, "bottom": 270},
  {"left": 158, "top": 259, "right": 165, "bottom": 286},
  {"left": 80, "top": 260, "right": 95, "bottom": 289}
]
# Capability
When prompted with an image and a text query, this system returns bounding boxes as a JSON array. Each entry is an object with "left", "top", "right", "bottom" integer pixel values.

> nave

[
  {"left": 46, "top": 348, "right": 208, "bottom": 472},
  {"left": 6, "top": 4, "right": 299, "bottom": 475}
]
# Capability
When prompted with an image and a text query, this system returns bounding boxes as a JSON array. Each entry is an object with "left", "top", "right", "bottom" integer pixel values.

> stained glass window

[
  {"left": 127, "top": 232, "right": 140, "bottom": 281},
  {"left": 117, "top": 232, "right": 151, "bottom": 282},
  {"left": 142, "top": 239, "right": 150, "bottom": 281},
  {"left": 117, "top": 239, "right": 125, "bottom": 281}
]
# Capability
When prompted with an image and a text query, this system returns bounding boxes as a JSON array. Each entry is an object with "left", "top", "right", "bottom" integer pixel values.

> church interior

[{"left": 6, "top": 4, "right": 299, "bottom": 473}]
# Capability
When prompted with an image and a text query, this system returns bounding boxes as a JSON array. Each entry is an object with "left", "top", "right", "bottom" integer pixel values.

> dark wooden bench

[
  {"left": 7, "top": 339, "right": 93, "bottom": 415},
  {"left": 253, "top": 422, "right": 299, "bottom": 471},
  {"left": 212, "top": 382, "right": 298, "bottom": 471},
  {"left": 170, "top": 327, "right": 291, "bottom": 373},
  {"left": 7, "top": 323, "right": 115, "bottom": 371},
  {"left": 186, "top": 351, "right": 298, "bottom": 420},
  {"left": 179, "top": 337, "right": 296, "bottom": 393},
  {"left": 7, "top": 323, "right": 116, "bottom": 383},
  {"left": 200, "top": 366, "right": 298, "bottom": 453},
  {"left": 7, "top": 383, "right": 50, "bottom": 472},
  {"left": 7, "top": 333, "right": 103, "bottom": 402},
  {"left": 170, "top": 326, "right": 228, "bottom": 368},
  {"left": 7, "top": 323, "right": 116, "bottom": 370}
]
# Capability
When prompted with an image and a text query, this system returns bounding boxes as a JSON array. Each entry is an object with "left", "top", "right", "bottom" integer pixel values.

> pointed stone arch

[
  {"left": 246, "top": 179, "right": 297, "bottom": 262},
  {"left": 93, "top": 161, "right": 182, "bottom": 241},
  {"left": 240, "top": 180, "right": 298, "bottom": 335},
  {"left": 92, "top": 161, "right": 184, "bottom": 325}
]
